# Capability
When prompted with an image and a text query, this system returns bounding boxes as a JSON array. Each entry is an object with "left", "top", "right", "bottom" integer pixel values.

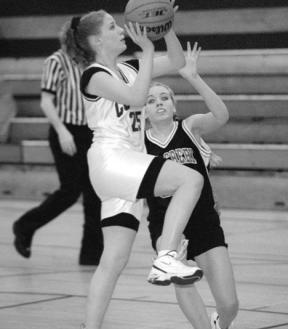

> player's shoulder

[
  {"left": 120, "top": 59, "right": 139, "bottom": 72},
  {"left": 81, "top": 64, "right": 113, "bottom": 86},
  {"left": 83, "top": 63, "right": 113, "bottom": 76},
  {"left": 81, "top": 64, "right": 113, "bottom": 99}
]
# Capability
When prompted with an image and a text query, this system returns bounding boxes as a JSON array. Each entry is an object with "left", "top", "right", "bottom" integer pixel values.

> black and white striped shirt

[{"left": 41, "top": 49, "right": 86, "bottom": 125}]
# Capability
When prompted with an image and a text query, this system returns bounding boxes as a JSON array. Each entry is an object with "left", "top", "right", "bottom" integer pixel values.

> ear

[
  {"left": 88, "top": 35, "right": 102, "bottom": 50},
  {"left": 95, "top": 37, "right": 102, "bottom": 45}
]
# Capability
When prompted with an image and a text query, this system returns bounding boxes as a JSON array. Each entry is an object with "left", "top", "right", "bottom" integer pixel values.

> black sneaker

[{"left": 12, "top": 222, "right": 33, "bottom": 258}]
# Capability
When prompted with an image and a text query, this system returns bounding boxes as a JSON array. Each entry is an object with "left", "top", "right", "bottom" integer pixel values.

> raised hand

[
  {"left": 179, "top": 42, "right": 201, "bottom": 79},
  {"left": 171, "top": 0, "right": 179, "bottom": 14},
  {"left": 124, "top": 22, "right": 154, "bottom": 52}
]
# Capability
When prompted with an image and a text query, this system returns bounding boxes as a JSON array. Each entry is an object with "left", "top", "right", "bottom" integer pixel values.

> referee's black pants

[{"left": 15, "top": 124, "right": 103, "bottom": 264}]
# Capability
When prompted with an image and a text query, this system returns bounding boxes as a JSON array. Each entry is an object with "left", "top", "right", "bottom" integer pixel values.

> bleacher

[{"left": 0, "top": 0, "right": 287, "bottom": 209}]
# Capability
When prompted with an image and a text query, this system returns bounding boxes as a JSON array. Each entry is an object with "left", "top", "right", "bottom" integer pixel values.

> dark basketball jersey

[{"left": 145, "top": 120, "right": 218, "bottom": 229}]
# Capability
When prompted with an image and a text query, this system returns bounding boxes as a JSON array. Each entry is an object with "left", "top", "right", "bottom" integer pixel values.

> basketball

[{"left": 124, "top": 0, "right": 174, "bottom": 41}]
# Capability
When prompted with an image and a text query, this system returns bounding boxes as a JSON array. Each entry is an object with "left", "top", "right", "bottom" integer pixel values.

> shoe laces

[
  {"left": 152, "top": 240, "right": 188, "bottom": 263},
  {"left": 152, "top": 250, "right": 177, "bottom": 262}
]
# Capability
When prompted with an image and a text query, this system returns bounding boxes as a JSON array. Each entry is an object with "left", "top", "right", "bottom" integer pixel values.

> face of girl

[
  {"left": 146, "top": 85, "right": 175, "bottom": 124},
  {"left": 98, "top": 13, "right": 126, "bottom": 54}
]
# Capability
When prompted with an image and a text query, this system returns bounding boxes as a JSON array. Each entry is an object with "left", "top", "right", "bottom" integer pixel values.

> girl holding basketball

[
  {"left": 145, "top": 42, "right": 238, "bottom": 329},
  {"left": 69, "top": 4, "right": 204, "bottom": 329}
]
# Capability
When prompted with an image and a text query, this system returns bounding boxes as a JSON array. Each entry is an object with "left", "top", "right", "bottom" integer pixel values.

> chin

[
  {"left": 122, "top": 43, "right": 127, "bottom": 51},
  {"left": 118, "top": 43, "right": 127, "bottom": 55}
]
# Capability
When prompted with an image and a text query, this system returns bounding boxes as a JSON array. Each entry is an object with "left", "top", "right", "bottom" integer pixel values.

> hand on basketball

[
  {"left": 125, "top": 22, "right": 154, "bottom": 52},
  {"left": 164, "top": 0, "right": 178, "bottom": 36},
  {"left": 170, "top": 0, "right": 179, "bottom": 14},
  {"left": 179, "top": 42, "right": 201, "bottom": 79}
]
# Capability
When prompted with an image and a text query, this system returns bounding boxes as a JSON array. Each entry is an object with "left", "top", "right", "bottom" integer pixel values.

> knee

[
  {"left": 186, "top": 170, "right": 204, "bottom": 191},
  {"left": 100, "top": 251, "right": 130, "bottom": 277},
  {"left": 58, "top": 187, "right": 80, "bottom": 205}
]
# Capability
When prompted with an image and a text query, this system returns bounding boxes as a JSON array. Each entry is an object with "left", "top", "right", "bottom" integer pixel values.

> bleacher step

[
  {"left": 9, "top": 117, "right": 288, "bottom": 144},
  {"left": 0, "top": 164, "right": 286, "bottom": 211},
  {"left": 1, "top": 141, "right": 287, "bottom": 171},
  {"left": 7, "top": 74, "right": 288, "bottom": 96},
  {"left": 157, "top": 75, "right": 288, "bottom": 95},
  {"left": 15, "top": 94, "right": 288, "bottom": 118},
  {"left": 176, "top": 94, "right": 288, "bottom": 119},
  {"left": 3, "top": 49, "right": 288, "bottom": 96}
]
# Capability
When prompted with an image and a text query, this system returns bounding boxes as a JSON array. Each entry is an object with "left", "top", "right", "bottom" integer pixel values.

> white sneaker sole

[{"left": 148, "top": 268, "right": 203, "bottom": 286}]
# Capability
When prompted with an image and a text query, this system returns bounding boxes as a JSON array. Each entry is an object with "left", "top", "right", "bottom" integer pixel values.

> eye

[
  {"left": 161, "top": 95, "right": 169, "bottom": 101},
  {"left": 147, "top": 98, "right": 155, "bottom": 104}
]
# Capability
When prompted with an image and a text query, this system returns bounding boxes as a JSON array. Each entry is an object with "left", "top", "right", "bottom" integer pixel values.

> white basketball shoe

[
  {"left": 147, "top": 250, "right": 203, "bottom": 285},
  {"left": 211, "top": 312, "right": 221, "bottom": 329},
  {"left": 211, "top": 312, "right": 233, "bottom": 329}
]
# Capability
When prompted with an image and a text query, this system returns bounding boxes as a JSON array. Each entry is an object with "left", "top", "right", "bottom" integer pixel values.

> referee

[{"left": 12, "top": 19, "right": 103, "bottom": 265}]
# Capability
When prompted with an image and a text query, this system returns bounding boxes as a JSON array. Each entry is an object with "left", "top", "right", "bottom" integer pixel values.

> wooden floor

[{"left": 0, "top": 200, "right": 288, "bottom": 329}]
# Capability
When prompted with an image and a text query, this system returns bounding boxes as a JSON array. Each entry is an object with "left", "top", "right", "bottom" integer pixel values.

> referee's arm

[{"left": 41, "top": 91, "right": 77, "bottom": 156}]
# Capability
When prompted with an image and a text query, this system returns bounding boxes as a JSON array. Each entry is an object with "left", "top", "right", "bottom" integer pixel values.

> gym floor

[{"left": 0, "top": 200, "right": 287, "bottom": 329}]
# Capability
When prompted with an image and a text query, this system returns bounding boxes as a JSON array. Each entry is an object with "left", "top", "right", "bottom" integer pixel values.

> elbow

[
  {"left": 128, "top": 93, "right": 147, "bottom": 107},
  {"left": 130, "top": 95, "right": 147, "bottom": 107},
  {"left": 174, "top": 57, "right": 186, "bottom": 71},
  {"left": 40, "top": 95, "right": 52, "bottom": 114},
  {"left": 220, "top": 107, "right": 229, "bottom": 125},
  {"left": 134, "top": 99, "right": 146, "bottom": 107},
  {"left": 40, "top": 99, "right": 46, "bottom": 114},
  {"left": 223, "top": 106, "right": 230, "bottom": 123},
  {"left": 168, "top": 55, "right": 185, "bottom": 71},
  {"left": 214, "top": 104, "right": 229, "bottom": 126}
]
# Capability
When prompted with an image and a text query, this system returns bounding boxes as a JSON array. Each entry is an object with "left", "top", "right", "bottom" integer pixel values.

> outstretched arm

[
  {"left": 180, "top": 42, "right": 229, "bottom": 137},
  {"left": 152, "top": 1, "right": 185, "bottom": 77}
]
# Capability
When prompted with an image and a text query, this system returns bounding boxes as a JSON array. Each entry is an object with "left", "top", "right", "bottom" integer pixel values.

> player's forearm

[
  {"left": 132, "top": 48, "right": 154, "bottom": 106},
  {"left": 188, "top": 74, "right": 229, "bottom": 124},
  {"left": 164, "top": 29, "right": 185, "bottom": 70},
  {"left": 40, "top": 97, "right": 66, "bottom": 134}
]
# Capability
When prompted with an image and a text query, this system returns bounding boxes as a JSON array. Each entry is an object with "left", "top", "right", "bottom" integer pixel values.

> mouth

[{"left": 156, "top": 108, "right": 166, "bottom": 113}]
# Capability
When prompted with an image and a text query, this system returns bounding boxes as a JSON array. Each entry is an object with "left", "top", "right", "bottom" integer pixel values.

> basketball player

[
  {"left": 68, "top": 6, "right": 206, "bottom": 329},
  {"left": 145, "top": 42, "right": 239, "bottom": 329}
]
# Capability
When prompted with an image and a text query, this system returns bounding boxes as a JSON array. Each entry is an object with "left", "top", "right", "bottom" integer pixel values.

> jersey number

[
  {"left": 115, "top": 104, "right": 141, "bottom": 132},
  {"left": 129, "top": 111, "right": 141, "bottom": 132}
]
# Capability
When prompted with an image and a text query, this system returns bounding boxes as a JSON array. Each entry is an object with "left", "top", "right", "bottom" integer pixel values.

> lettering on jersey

[
  {"left": 129, "top": 111, "right": 141, "bottom": 131},
  {"left": 163, "top": 148, "right": 197, "bottom": 164},
  {"left": 115, "top": 103, "right": 130, "bottom": 117}
]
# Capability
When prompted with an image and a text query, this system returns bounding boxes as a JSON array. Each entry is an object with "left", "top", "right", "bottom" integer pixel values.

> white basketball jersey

[{"left": 82, "top": 61, "right": 145, "bottom": 150}]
